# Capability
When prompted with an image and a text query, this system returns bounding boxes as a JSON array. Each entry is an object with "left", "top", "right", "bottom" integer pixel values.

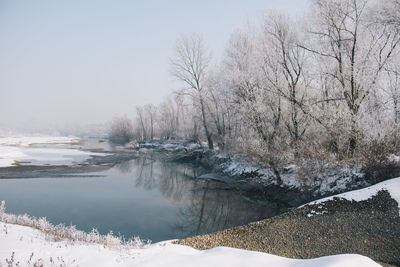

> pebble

[{"left": 175, "top": 190, "right": 400, "bottom": 266}]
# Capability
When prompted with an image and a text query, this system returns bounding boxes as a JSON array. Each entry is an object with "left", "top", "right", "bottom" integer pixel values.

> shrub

[
  {"left": 108, "top": 115, "right": 134, "bottom": 144},
  {"left": 0, "top": 200, "right": 150, "bottom": 250},
  {"left": 358, "top": 133, "right": 400, "bottom": 184}
]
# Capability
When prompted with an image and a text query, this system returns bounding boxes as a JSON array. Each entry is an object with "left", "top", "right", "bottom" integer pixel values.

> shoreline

[
  {"left": 1, "top": 138, "right": 396, "bottom": 207},
  {"left": 0, "top": 149, "right": 139, "bottom": 179},
  {"left": 1, "top": 139, "right": 399, "bottom": 265},
  {"left": 175, "top": 187, "right": 400, "bottom": 266},
  {"left": 0, "top": 221, "right": 382, "bottom": 267},
  {"left": 0, "top": 179, "right": 398, "bottom": 266}
]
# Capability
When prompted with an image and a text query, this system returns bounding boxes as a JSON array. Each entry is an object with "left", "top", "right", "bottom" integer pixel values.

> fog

[{"left": 0, "top": 0, "right": 307, "bottom": 135}]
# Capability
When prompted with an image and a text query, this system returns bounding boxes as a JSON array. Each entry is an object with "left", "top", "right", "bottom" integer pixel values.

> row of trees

[{"left": 110, "top": 0, "right": 400, "bottom": 180}]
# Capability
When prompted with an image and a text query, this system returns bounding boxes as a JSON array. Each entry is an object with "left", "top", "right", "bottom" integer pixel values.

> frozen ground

[
  {"left": 0, "top": 222, "right": 380, "bottom": 267},
  {"left": 0, "top": 136, "right": 104, "bottom": 167}
]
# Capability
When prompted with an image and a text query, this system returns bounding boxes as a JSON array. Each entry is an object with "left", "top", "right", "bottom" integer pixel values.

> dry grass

[{"left": 0, "top": 201, "right": 150, "bottom": 250}]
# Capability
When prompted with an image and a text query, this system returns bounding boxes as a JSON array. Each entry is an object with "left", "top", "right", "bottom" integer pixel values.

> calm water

[{"left": 0, "top": 155, "right": 284, "bottom": 242}]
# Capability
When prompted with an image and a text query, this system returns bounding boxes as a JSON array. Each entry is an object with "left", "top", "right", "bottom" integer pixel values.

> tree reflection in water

[{"left": 115, "top": 155, "right": 287, "bottom": 239}]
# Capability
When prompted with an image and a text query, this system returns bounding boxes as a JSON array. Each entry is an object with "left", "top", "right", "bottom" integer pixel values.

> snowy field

[
  {"left": 0, "top": 136, "right": 102, "bottom": 167},
  {"left": 0, "top": 222, "right": 380, "bottom": 267}
]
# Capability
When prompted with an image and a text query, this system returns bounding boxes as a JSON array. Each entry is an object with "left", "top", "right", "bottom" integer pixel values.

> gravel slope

[{"left": 175, "top": 190, "right": 400, "bottom": 266}]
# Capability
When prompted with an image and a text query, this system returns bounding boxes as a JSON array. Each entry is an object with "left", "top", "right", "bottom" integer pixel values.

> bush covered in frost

[{"left": 0, "top": 201, "right": 150, "bottom": 249}]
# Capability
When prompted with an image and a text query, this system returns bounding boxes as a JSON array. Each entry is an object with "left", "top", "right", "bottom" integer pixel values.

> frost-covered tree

[
  {"left": 145, "top": 104, "right": 156, "bottom": 140},
  {"left": 260, "top": 13, "right": 311, "bottom": 158},
  {"left": 302, "top": 0, "right": 400, "bottom": 155},
  {"left": 108, "top": 115, "right": 134, "bottom": 144},
  {"left": 204, "top": 68, "right": 240, "bottom": 151},
  {"left": 375, "top": 0, "right": 400, "bottom": 30},
  {"left": 135, "top": 106, "right": 148, "bottom": 141},
  {"left": 125, "top": 0, "right": 400, "bottom": 182},
  {"left": 170, "top": 34, "right": 214, "bottom": 149},
  {"left": 134, "top": 104, "right": 158, "bottom": 141},
  {"left": 157, "top": 97, "right": 178, "bottom": 140},
  {"left": 224, "top": 29, "right": 286, "bottom": 183},
  {"left": 384, "top": 63, "right": 400, "bottom": 124}
]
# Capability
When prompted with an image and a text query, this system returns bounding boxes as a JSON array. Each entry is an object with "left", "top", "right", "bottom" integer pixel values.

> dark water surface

[{"left": 0, "top": 155, "right": 284, "bottom": 242}]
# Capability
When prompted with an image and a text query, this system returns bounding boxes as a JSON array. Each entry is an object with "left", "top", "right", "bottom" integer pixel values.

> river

[{"left": 0, "top": 140, "right": 287, "bottom": 242}]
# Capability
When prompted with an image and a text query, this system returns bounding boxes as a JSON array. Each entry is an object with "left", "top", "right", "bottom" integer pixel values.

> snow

[
  {"left": 389, "top": 154, "right": 400, "bottom": 163},
  {"left": 219, "top": 158, "right": 368, "bottom": 196},
  {"left": 161, "top": 143, "right": 184, "bottom": 151},
  {"left": 0, "top": 136, "right": 104, "bottom": 167},
  {"left": 303, "top": 177, "right": 400, "bottom": 214},
  {"left": 221, "top": 160, "right": 266, "bottom": 177},
  {"left": 0, "top": 166, "right": 394, "bottom": 266},
  {"left": 0, "top": 138, "right": 396, "bottom": 266},
  {"left": 187, "top": 143, "right": 201, "bottom": 150},
  {"left": 0, "top": 136, "right": 79, "bottom": 146},
  {"left": 0, "top": 222, "right": 380, "bottom": 267}
]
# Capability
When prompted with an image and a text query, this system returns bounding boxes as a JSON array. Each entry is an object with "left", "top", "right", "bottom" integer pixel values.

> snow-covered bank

[
  {"left": 0, "top": 136, "right": 79, "bottom": 146},
  {"left": 303, "top": 177, "right": 400, "bottom": 213},
  {"left": 0, "top": 136, "right": 104, "bottom": 167},
  {"left": 3, "top": 173, "right": 398, "bottom": 266},
  {"left": 0, "top": 221, "right": 380, "bottom": 267},
  {"left": 218, "top": 157, "right": 369, "bottom": 196},
  {"left": 138, "top": 140, "right": 371, "bottom": 197},
  {"left": 2, "top": 177, "right": 398, "bottom": 266}
]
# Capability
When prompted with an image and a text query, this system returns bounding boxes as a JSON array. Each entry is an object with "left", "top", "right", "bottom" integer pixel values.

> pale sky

[{"left": 0, "top": 0, "right": 308, "bottom": 132}]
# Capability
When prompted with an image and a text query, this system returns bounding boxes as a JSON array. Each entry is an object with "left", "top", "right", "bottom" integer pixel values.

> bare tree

[
  {"left": 383, "top": 63, "right": 400, "bottom": 124},
  {"left": 144, "top": 104, "right": 156, "bottom": 140},
  {"left": 108, "top": 115, "right": 134, "bottom": 144},
  {"left": 224, "top": 29, "right": 285, "bottom": 184},
  {"left": 375, "top": 0, "right": 400, "bottom": 30},
  {"left": 302, "top": 0, "right": 399, "bottom": 155},
  {"left": 136, "top": 106, "right": 148, "bottom": 141},
  {"left": 170, "top": 34, "right": 214, "bottom": 149},
  {"left": 261, "top": 13, "right": 310, "bottom": 158},
  {"left": 158, "top": 98, "right": 177, "bottom": 140},
  {"left": 205, "top": 68, "right": 235, "bottom": 151}
]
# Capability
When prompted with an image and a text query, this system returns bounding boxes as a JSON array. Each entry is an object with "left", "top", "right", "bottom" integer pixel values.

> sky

[{"left": 0, "top": 0, "right": 308, "bottom": 133}]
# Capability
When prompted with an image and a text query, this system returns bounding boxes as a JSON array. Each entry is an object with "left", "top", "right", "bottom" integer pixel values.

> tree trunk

[
  {"left": 270, "top": 160, "right": 282, "bottom": 185},
  {"left": 200, "top": 97, "right": 214, "bottom": 150},
  {"left": 150, "top": 115, "right": 154, "bottom": 140},
  {"left": 348, "top": 112, "right": 357, "bottom": 155}
]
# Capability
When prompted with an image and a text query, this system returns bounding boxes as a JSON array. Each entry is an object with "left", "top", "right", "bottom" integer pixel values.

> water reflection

[
  {"left": 174, "top": 181, "right": 278, "bottom": 236},
  {"left": 0, "top": 154, "right": 290, "bottom": 242},
  {"left": 130, "top": 155, "right": 201, "bottom": 202},
  {"left": 116, "top": 156, "right": 286, "bottom": 238}
]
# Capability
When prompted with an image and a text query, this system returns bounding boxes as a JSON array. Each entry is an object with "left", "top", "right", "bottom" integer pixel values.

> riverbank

[
  {"left": 1, "top": 178, "right": 397, "bottom": 266},
  {"left": 0, "top": 135, "right": 140, "bottom": 179},
  {"left": 0, "top": 150, "right": 139, "bottom": 179},
  {"left": 175, "top": 177, "right": 400, "bottom": 266},
  {"left": 2, "top": 137, "right": 396, "bottom": 207},
  {"left": 1, "top": 137, "right": 399, "bottom": 265},
  {"left": 133, "top": 139, "right": 400, "bottom": 205},
  {"left": 0, "top": 222, "right": 381, "bottom": 267}
]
